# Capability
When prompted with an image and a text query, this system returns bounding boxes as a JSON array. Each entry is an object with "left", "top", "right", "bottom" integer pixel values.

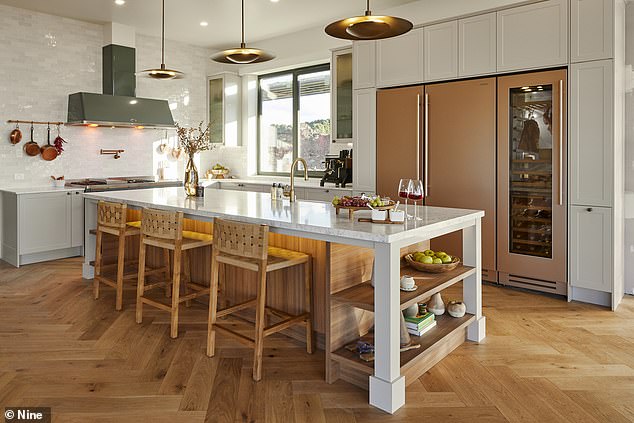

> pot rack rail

[{"left": 7, "top": 120, "right": 65, "bottom": 126}]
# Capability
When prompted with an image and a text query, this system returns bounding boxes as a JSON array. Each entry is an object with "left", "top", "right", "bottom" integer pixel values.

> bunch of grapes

[{"left": 332, "top": 196, "right": 369, "bottom": 207}]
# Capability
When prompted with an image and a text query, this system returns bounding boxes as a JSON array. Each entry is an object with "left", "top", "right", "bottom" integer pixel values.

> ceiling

[{"left": 0, "top": 0, "right": 420, "bottom": 49}]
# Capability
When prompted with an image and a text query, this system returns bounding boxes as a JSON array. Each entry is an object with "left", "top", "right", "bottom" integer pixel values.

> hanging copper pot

[
  {"left": 40, "top": 124, "right": 58, "bottom": 161},
  {"left": 9, "top": 123, "right": 22, "bottom": 144},
  {"left": 24, "top": 123, "right": 40, "bottom": 156}
]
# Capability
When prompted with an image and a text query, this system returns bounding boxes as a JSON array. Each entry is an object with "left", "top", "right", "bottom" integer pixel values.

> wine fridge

[{"left": 497, "top": 70, "right": 567, "bottom": 294}]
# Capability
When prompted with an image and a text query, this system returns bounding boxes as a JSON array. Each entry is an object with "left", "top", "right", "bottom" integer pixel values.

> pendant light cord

[
  {"left": 241, "top": 0, "right": 246, "bottom": 48},
  {"left": 366, "top": 0, "right": 371, "bottom": 15},
  {"left": 161, "top": 0, "right": 165, "bottom": 67}
]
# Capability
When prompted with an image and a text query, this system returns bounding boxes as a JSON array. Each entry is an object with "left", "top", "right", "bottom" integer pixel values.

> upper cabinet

[
  {"left": 424, "top": 21, "right": 458, "bottom": 82},
  {"left": 353, "top": 88, "right": 376, "bottom": 193},
  {"left": 569, "top": 60, "right": 614, "bottom": 207},
  {"left": 458, "top": 13, "right": 496, "bottom": 77},
  {"left": 497, "top": 0, "right": 568, "bottom": 72},
  {"left": 570, "top": 0, "right": 614, "bottom": 62},
  {"left": 376, "top": 28, "right": 424, "bottom": 88},
  {"left": 208, "top": 72, "right": 241, "bottom": 147},
  {"left": 331, "top": 47, "right": 353, "bottom": 143},
  {"left": 353, "top": 41, "right": 376, "bottom": 90}
]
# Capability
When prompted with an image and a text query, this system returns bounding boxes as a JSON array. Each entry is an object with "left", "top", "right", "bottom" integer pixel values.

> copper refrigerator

[{"left": 376, "top": 78, "right": 497, "bottom": 281}]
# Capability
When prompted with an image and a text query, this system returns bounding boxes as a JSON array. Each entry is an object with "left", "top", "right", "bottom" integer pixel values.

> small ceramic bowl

[
  {"left": 371, "top": 209, "right": 387, "bottom": 221},
  {"left": 390, "top": 210, "right": 405, "bottom": 222},
  {"left": 53, "top": 179, "right": 65, "bottom": 188},
  {"left": 400, "top": 275, "right": 415, "bottom": 290}
]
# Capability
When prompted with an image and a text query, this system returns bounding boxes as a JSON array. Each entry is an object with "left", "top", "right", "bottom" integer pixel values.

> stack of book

[{"left": 404, "top": 312, "right": 436, "bottom": 336}]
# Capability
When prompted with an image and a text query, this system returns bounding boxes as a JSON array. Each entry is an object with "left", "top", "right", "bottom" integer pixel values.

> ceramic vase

[
  {"left": 447, "top": 301, "right": 466, "bottom": 318},
  {"left": 428, "top": 292, "right": 445, "bottom": 316},
  {"left": 404, "top": 303, "right": 419, "bottom": 318},
  {"left": 184, "top": 153, "right": 199, "bottom": 197}
]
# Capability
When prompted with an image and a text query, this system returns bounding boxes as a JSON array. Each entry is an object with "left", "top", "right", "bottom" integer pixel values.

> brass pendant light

[
  {"left": 325, "top": 0, "right": 413, "bottom": 41},
  {"left": 139, "top": 0, "right": 184, "bottom": 79},
  {"left": 211, "top": 0, "right": 275, "bottom": 64}
]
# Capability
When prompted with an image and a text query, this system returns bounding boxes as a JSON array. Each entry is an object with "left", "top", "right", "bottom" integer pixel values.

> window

[{"left": 258, "top": 64, "right": 331, "bottom": 175}]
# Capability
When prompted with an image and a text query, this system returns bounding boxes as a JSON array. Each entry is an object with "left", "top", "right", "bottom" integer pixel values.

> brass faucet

[{"left": 288, "top": 157, "right": 309, "bottom": 202}]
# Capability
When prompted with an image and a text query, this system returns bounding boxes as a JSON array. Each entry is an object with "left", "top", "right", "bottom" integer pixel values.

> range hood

[{"left": 67, "top": 44, "right": 175, "bottom": 128}]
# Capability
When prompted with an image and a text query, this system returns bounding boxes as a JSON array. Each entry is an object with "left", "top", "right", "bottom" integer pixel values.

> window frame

[{"left": 257, "top": 63, "right": 331, "bottom": 177}]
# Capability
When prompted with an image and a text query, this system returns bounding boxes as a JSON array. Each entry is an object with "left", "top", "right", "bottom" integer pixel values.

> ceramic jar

[
  {"left": 447, "top": 301, "right": 466, "bottom": 318},
  {"left": 428, "top": 292, "right": 445, "bottom": 316}
]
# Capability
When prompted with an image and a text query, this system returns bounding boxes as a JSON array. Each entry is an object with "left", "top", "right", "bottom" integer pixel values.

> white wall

[{"left": 624, "top": 2, "right": 634, "bottom": 295}]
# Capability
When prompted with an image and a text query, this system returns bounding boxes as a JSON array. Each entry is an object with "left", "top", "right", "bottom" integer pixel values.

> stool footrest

[
  {"left": 95, "top": 276, "right": 117, "bottom": 289},
  {"left": 178, "top": 290, "right": 210, "bottom": 303},
  {"left": 186, "top": 282, "right": 208, "bottom": 292},
  {"left": 140, "top": 297, "right": 172, "bottom": 312},
  {"left": 214, "top": 324, "right": 256, "bottom": 347},
  {"left": 265, "top": 306, "right": 295, "bottom": 320},
  {"left": 263, "top": 313, "right": 310, "bottom": 338},
  {"left": 143, "top": 281, "right": 169, "bottom": 292},
  {"left": 217, "top": 299, "right": 258, "bottom": 318}
]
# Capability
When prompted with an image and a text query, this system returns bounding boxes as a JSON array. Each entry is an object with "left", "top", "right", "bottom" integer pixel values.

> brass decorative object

[
  {"left": 139, "top": 0, "right": 184, "bottom": 79},
  {"left": 325, "top": 0, "right": 413, "bottom": 41},
  {"left": 211, "top": 0, "right": 275, "bottom": 64}
]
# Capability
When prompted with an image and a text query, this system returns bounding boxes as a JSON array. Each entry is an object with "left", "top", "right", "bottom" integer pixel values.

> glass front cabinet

[
  {"left": 207, "top": 72, "right": 241, "bottom": 146},
  {"left": 331, "top": 47, "right": 353, "bottom": 144}
]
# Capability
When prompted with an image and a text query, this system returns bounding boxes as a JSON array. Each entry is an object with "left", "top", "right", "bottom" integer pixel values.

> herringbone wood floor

[{"left": 0, "top": 257, "right": 633, "bottom": 422}]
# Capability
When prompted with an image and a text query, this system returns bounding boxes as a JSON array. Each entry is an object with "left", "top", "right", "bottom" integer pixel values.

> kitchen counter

[
  {"left": 0, "top": 186, "right": 81, "bottom": 195},
  {"left": 203, "top": 176, "right": 354, "bottom": 190},
  {"left": 81, "top": 187, "right": 485, "bottom": 414}
]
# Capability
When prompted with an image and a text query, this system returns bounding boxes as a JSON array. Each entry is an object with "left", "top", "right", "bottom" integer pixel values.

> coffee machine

[{"left": 320, "top": 149, "right": 352, "bottom": 187}]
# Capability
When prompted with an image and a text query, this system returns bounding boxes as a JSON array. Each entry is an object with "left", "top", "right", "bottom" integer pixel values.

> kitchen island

[{"left": 82, "top": 187, "right": 485, "bottom": 413}]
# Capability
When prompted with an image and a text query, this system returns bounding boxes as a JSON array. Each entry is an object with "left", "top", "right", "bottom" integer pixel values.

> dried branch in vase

[{"left": 175, "top": 121, "right": 217, "bottom": 156}]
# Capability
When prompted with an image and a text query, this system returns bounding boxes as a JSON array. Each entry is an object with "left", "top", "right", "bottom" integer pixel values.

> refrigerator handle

[
  {"left": 558, "top": 79, "right": 563, "bottom": 206},
  {"left": 424, "top": 92, "right": 429, "bottom": 196},
  {"left": 416, "top": 93, "right": 421, "bottom": 180}
]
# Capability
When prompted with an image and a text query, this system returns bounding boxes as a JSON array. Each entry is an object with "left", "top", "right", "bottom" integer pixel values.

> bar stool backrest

[
  {"left": 141, "top": 208, "right": 184, "bottom": 241},
  {"left": 97, "top": 201, "right": 127, "bottom": 229},
  {"left": 213, "top": 219, "right": 269, "bottom": 260}
]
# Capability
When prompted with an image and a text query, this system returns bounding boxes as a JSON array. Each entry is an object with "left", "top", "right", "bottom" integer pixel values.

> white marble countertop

[
  {"left": 0, "top": 186, "right": 81, "bottom": 195},
  {"left": 83, "top": 187, "right": 483, "bottom": 244},
  {"left": 203, "top": 176, "right": 354, "bottom": 190}
]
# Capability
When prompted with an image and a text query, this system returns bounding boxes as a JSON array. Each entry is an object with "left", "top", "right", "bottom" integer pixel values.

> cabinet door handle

[
  {"left": 325, "top": 189, "right": 330, "bottom": 193},
  {"left": 66, "top": 192, "right": 71, "bottom": 196},
  {"left": 416, "top": 93, "right": 421, "bottom": 181},
  {"left": 559, "top": 79, "right": 563, "bottom": 206},
  {"left": 424, "top": 92, "right": 429, "bottom": 196},
  {"left": 586, "top": 208, "right": 593, "bottom": 212}
]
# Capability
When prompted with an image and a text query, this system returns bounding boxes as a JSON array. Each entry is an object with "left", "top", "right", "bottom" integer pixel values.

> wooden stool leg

[
  {"left": 163, "top": 249, "right": 171, "bottom": 298},
  {"left": 253, "top": 263, "right": 267, "bottom": 381},
  {"left": 206, "top": 250, "right": 220, "bottom": 357},
  {"left": 115, "top": 233, "right": 126, "bottom": 311},
  {"left": 183, "top": 250, "right": 191, "bottom": 307},
  {"left": 170, "top": 247, "right": 182, "bottom": 339},
  {"left": 136, "top": 240, "right": 147, "bottom": 324},
  {"left": 304, "top": 258, "right": 314, "bottom": 354},
  {"left": 93, "top": 229, "right": 103, "bottom": 300}
]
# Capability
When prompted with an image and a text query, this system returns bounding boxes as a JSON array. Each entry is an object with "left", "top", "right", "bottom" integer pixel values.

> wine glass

[
  {"left": 407, "top": 180, "right": 424, "bottom": 220},
  {"left": 398, "top": 179, "right": 411, "bottom": 218}
]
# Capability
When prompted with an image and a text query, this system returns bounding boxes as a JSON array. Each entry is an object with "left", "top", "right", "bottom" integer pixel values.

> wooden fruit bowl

[
  {"left": 208, "top": 169, "right": 229, "bottom": 179},
  {"left": 334, "top": 202, "right": 395, "bottom": 219},
  {"left": 403, "top": 253, "right": 461, "bottom": 273}
]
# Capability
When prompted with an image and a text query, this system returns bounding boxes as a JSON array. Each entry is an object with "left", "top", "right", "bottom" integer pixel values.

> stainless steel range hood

[{"left": 67, "top": 44, "right": 175, "bottom": 128}]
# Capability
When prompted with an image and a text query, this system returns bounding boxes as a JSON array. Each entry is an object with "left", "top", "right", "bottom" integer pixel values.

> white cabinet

[
  {"left": 1, "top": 189, "right": 84, "bottom": 267},
  {"left": 376, "top": 28, "right": 423, "bottom": 88},
  {"left": 570, "top": 60, "right": 614, "bottom": 207},
  {"left": 497, "top": 0, "right": 568, "bottom": 72},
  {"left": 571, "top": 0, "right": 613, "bottom": 62},
  {"left": 424, "top": 21, "right": 458, "bottom": 82},
  {"left": 353, "top": 41, "right": 376, "bottom": 89},
  {"left": 570, "top": 206, "right": 612, "bottom": 293},
  {"left": 304, "top": 187, "right": 352, "bottom": 202},
  {"left": 208, "top": 72, "right": 241, "bottom": 147},
  {"left": 19, "top": 192, "right": 72, "bottom": 254},
  {"left": 459, "top": 13, "right": 496, "bottom": 77},
  {"left": 353, "top": 88, "right": 376, "bottom": 193}
]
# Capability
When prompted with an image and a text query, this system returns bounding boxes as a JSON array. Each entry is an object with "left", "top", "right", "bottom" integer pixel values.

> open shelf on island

[
  {"left": 331, "top": 264, "right": 475, "bottom": 312},
  {"left": 330, "top": 313, "right": 475, "bottom": 375}
]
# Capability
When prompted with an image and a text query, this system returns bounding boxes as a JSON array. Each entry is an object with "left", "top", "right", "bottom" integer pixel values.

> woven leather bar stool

[
  {"left": 206, "top": 218, "right": 314, "bottom": 381},
  {"left": 93, "top": 201, "right": 164, "bottom": 311},
  {"left": 136, "top": 208, "right": 213, "bottom": 338}
]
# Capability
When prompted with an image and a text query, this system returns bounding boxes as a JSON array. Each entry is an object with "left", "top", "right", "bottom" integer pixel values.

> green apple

[
  {"left": 423, "top": 249, "right": 435, "bottom": 256},
  {"left": 422, "top": 256, "right": 434, "bottom": 264},
  {"left": 436, "top": 251, "right": 447, "bottom": 257},
  {"left": 432, "top": 258, "right": 443, "bottom": 264},
  {"left": 441, "top": 255, "right": 452, "bottom": 264}
]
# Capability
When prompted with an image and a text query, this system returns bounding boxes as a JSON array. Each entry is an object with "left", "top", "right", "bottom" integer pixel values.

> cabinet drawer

[
  {"left": 570, "top": 206, "right": 612, "bottom": 293},
  {"left": 304, "top": 188, "right": 351, "bottom": 203}
]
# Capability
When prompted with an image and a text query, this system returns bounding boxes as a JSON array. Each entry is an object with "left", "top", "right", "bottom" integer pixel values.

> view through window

[{"left": 258, "top": 64, "right": 330, "bottom": 175}]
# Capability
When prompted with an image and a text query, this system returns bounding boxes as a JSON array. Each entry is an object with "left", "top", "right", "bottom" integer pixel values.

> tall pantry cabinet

[{"left": 568, "top": 0, "right": 626, "bottom": 309}]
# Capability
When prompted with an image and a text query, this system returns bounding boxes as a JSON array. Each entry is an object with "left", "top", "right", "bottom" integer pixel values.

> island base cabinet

[{"left": 570, "top": 206, "right": 613, "bottom": 306}]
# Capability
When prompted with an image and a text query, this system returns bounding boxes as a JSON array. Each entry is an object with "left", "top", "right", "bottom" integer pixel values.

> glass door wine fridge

[{"left": 497, "top": 69, "right": 567, "bottom": 295}]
